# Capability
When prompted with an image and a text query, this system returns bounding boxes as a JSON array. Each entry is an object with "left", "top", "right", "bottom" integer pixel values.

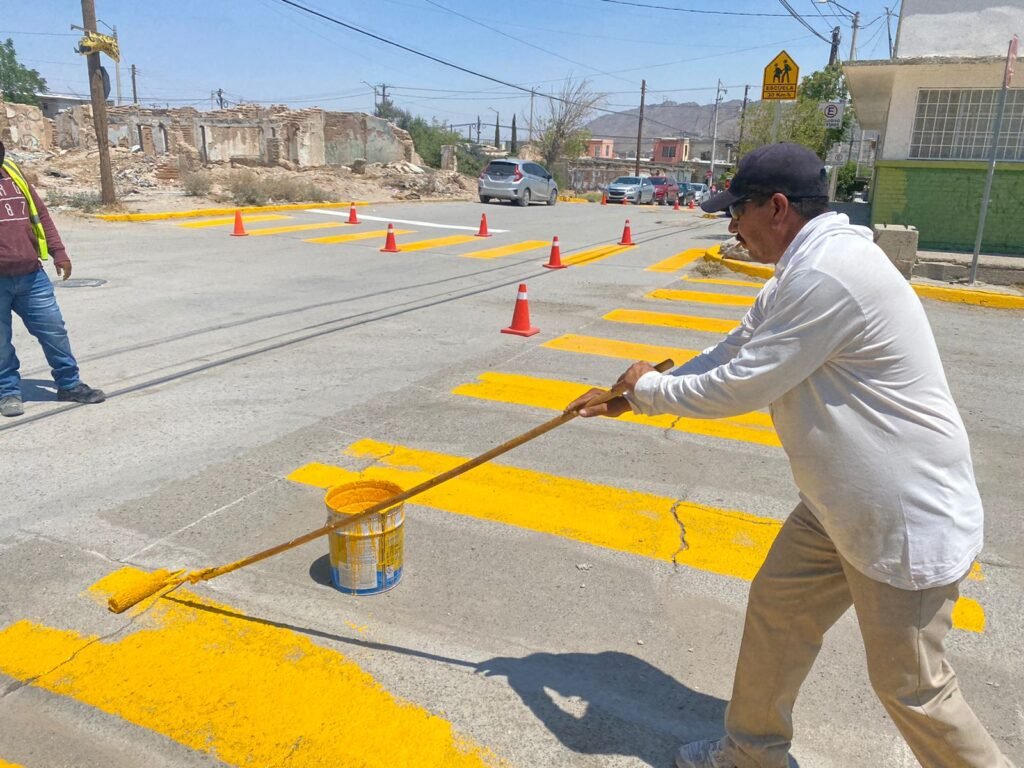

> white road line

[{"left": 306, "top": 208, "right": 508, "bottom": 232}]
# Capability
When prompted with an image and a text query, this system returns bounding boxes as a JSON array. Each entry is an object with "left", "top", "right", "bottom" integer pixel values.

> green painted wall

[{"left": 871, "top": 161, "right": 1024, "bottom": 255}]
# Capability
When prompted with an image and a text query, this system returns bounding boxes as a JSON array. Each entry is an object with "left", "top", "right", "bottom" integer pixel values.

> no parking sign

[{"left": 821, "top": 101, "right": 845, "bottom": 129}]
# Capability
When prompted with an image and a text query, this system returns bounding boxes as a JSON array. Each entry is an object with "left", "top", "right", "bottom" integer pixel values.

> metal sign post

[{"left": 969, "top": 35, "right": 1018, "bottom": 285}]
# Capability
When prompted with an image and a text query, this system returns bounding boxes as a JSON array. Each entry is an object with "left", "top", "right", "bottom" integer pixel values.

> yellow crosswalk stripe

[
  {"left": 452, "top": 371, "right": 779, "bottom": 446},
  {"left": 646, "top": 288, "right": 756, "bottom": 307},
  {"left": 542, "top": 334, "right": 699, "bottom": 366},
  {"left": 305, "top": 228, "right": 412, "bottom": 245},
  {"left": 246, "top": 222, "right": 350, "bottom": 236},
  {"left": 604, "top": 308, "right": 740, "bottom": 334},
  {"left": 561, "top": 244, "right": 632, "bottom": 266},
  {"left": 393, "top": 234, "right": 479, "bottom": 252},
  {"left": 285, "top": 439, "right": 984, "bottom": 633},
  {"left": 682, "top": 276, "right": 765, "bottom": 288},
  {"left": 0, "top": 759, "right": 26, "bottom": 767},
  {"left": 178, "top": 214, "right": 291, "bottom": 228},
  {"left": 460, "top": 240, "right": 550, "bottom": 259},
  {"left": 0, "top": 572, "right": 502, "bottom": 768},
  {"left": 645, "top": 248, "right": 706, "bottom": 272}
]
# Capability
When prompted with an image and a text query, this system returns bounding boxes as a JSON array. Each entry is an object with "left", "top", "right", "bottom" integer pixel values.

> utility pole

[
  {"left": 634, "top": 79, "right": 646, "bottom": 176},
  {"left": 476, "top": 116, "right": 481, "bottom": 144},
  {"left": 130, "top": 63, "right": 138, "bottom": 104},
  {"left": 737, "top": 84, "right": 750, "bottom": 158},
  {"left": 112, "top": 25, "right": 121, "bottom": 105},
  {"left": 528, "top": 89, "right": 535, "bottom": 143},
  {"left": 828, "top": 26, "right": 842, "bottom": 67},
  {"left": 884, "top": 8, "right": 894, "bottom": 58},
  {"left": 849, "top": 11, "right": 860, "bottom": 61},
  {"left": 217, "top": 88, "right": 225, "bottom": 109},
  {"left": 80, "top": 0, "right": 115, "bottom": 205},
  {"left": 709, "top": 80, "right": 725, "bottom": 187}
]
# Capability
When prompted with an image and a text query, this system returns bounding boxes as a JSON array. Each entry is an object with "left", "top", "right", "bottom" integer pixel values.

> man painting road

[{"left": 568, "top": 143, "right": 1015, "bottom": 768}]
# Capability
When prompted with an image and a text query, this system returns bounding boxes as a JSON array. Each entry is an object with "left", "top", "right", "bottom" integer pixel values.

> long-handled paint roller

[{"left": 107, "top": 359, "right": 674, "bottom": 613}]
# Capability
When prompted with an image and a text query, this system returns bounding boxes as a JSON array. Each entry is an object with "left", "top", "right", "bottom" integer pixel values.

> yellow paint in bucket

[{"left": 325, "top": 480, "right": 405, "bottom": 595}]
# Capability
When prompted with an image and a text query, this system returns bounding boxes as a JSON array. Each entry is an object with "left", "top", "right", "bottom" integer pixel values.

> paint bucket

[{"left": 324, "top": 480, "right": 405, "bottom": 595}]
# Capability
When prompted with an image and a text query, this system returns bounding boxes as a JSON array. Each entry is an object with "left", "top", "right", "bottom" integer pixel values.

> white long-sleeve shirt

[{"left": 629, "top": 212, "right": 983, "bottom": 589}]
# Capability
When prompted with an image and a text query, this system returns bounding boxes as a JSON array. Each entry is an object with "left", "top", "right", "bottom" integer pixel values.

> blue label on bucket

[{"left": 330, "top": 564, "right": 403, "bottom": 595}]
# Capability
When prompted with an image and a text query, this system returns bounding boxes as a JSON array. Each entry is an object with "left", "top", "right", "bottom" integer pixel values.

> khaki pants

[{"left": 723, "top": 502, "right": 1013, "bottom": 768}]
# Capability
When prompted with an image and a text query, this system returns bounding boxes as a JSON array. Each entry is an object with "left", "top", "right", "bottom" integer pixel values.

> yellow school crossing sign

[{"left": 763, "top": 51, "right": 799, "bottom": 100}]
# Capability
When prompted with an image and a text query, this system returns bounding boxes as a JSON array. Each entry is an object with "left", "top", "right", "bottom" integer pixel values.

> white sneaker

[{"left": 675, "top": 738, "right": 735, "bottom": 768}]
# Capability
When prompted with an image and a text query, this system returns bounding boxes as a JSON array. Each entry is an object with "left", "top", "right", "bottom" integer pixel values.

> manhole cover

[{"left": 55, "top": 278, "right": 107, "bottom": 288}]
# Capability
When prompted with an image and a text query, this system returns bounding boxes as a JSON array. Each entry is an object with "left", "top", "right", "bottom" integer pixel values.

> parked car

[
  {"left": 682, "top": 182, "right": 710, "bottom": 205},
  {"left": 478, "top": 159, "right": 558, "bottom": 207},
  {"left": 649, "top": 176, "right": 679, "bottom": 205},
  {"left": 677, "top": 182, "right": 697, "bottom": 205},
  {"left": 605, "top": 176, "right": 656, "bottom": 205}
]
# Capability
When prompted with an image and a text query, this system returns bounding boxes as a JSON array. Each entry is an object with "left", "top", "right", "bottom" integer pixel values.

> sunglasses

[{"left": 728, "top": 197, "right": 762, "bottom": 220}]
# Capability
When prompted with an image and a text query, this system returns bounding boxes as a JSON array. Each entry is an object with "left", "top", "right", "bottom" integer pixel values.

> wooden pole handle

[{"left": 191, "top": 359, "right": 675, "bottom": 583}]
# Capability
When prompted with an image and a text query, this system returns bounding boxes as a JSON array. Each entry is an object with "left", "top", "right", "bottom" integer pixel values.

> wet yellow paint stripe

[
  {"left": 285, "top": 438, "right": 984, "bottom": 632},
  {"left": 305, "top": 228, "right": 413, "bottom": 245},
  {"left": 542, "top": 334, "right": 700, "bottom": 366},
  {"left": 912, "top": 284, "right": 1024, "bottom": 310},
  {"left": 604, "top": 308, "right": 740, "bottom": 334},
  {"left": 0, "top": 571, "right": 503, "bottom": 768},
  {"left": 683, "top": 276, "right": 765, "bottom": 288},
  {"left": 461, "top": 240, "right": 550, "bottom": 259},
  {"left": 646, "top": 248, "right": 706, "bottom": 272},
  {"left": 451, "top": 372, "right": 779, "bottom": 447},
  {"left": 246, "top": 222, "right": 350, "bottom": 237},
  {"left": 561, "top": 244, "right": 632, "bottom": 267},
  {"left": 0, "top": 759, "right": 26, "bottom": 767},
  {"left": 178, "top": 214, "right": 291, "bottom": 228},
  {"left": 393, "top": 234, "right": 479, "bottom": 253},
  {"left": 647, "top": 288, "right": 756, "bottom": 307}
]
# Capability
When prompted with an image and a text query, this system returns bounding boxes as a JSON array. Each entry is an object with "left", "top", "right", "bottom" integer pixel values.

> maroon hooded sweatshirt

[{"left": 0, "top": 165, "right": 70, "bottom": 278}]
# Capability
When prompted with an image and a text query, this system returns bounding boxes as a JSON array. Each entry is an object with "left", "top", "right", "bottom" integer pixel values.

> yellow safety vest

[{"left": 1, "top": 157, "right": 49, "bottom": 261}]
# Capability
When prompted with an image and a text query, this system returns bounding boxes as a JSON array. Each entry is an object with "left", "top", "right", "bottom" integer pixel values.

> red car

[{"left": 649, "top": 176, "right": 679, "bottom": 206}]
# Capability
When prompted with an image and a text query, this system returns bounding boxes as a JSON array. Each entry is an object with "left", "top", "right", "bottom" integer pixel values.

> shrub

[
  {"left": 182, "top": 171, "right": 213, "bottom": 197},
  {"left": 45, "top": 189, "right": 104, "bottom": 212},
  {"left": 227, "top": 171, "right": 269, "bottom": 206}
]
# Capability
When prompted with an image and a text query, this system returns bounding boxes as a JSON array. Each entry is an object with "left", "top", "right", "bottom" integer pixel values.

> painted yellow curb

[
  {"left": 96, "top": 201, "right": 365, "bottom": 223},
  {"left": 557, "top": 196, "right": 591, "bottom": 203},
  {"left": 912, "top": 284, "right": 1024, "bottom": 310},
  {"left": 703, "top": 245, "right": 775, "bottom": 279}
]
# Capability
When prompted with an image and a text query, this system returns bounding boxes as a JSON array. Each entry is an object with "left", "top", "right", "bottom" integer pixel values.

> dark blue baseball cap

[{"left": 701, "top": 142, "right": 828, "bottom": 213}]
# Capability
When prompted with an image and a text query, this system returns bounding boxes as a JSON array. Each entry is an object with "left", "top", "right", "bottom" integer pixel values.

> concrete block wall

[
  {"left": 872, "top": 160, "right": 1024, "bottom": 255},
  {"left": 0, "top": 101, "right": 53, "bottom": 151}
]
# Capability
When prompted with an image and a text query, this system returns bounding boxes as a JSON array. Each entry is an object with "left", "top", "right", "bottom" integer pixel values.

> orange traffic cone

[
  {"left": 688, "top": 198, "right": 695, "bottom": 209},
  {"left": 346, "top": 203, "right": 360, "bottom": 224},
  {"left": 542, "top": 236, "right": 566, "bottom": 270},
  {"left": 380, "top": 223, "right": 400, "bottom": 253},
  {"left": 618, "top": 219, "right": 634, "bottom": 246},
  {"left": 476, "top": 213, "right": 491, "bottom": 237},
  {"left": 673, "top": 197, "right": 681, "bottom": 211},
  {"left": 621, "top": 197, "right": 628, "bottom": 205},
  {"left": 501, "top": 283, "right": 540, "bottom": 337},
  {"left": 230, "top": 210, "right": 247, "bottom": 237},
  {"left": 600, "top": 192, "right": 607, "bottom": 206}
]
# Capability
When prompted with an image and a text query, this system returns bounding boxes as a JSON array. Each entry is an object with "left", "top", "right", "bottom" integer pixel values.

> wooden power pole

[
  {"left": 80, "top": 0, "right": 116, "bottom": 205},
  {"left": 634, "top": 79, "right": 646, "bottom": 176}
]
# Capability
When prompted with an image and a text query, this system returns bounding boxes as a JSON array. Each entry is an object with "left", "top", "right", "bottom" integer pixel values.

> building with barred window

[{"left": 844, "top": 0, "right": 1024, "bottom": 254}]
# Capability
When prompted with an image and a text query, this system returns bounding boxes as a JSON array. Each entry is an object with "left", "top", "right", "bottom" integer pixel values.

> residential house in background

[
  {"left": 844, "top": 0, "right": 1024, "bottom": 254},
  {"left": 651, "top": 137, "right": 690, "bottom": 165},
  {"left": 586, "top": 138, "right": 615, "bottom": 159}
]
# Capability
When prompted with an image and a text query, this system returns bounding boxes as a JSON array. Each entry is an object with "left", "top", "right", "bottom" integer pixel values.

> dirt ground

[{"left": 10, "top": 146, "right": 477, "bottom": 215}]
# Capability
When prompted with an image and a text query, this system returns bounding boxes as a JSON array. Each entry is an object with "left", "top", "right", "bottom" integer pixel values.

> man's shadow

[
  {"left": 19, "top": 378, "right": 57, "bottom": 402},
  {"left": 478, "top": 650, "right": 725, "bottom": 767}
]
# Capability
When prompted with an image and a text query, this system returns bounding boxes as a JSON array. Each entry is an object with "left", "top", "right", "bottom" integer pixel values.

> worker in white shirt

[{"left": 568, "top": 143, "right": 1013, "bottom": 768}]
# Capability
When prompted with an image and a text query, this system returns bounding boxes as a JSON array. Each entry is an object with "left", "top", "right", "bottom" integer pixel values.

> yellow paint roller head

[{"left": 106, "top": 569, "right": 185, "bottom": 613}]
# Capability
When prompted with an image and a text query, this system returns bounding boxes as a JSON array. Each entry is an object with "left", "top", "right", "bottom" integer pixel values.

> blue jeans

[{"left": 0, "top": 268, "right": 80, "bottom": 398}]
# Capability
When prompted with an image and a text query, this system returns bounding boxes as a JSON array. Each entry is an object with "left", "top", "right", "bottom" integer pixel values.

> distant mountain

[{"left": 584, "top": 98, "right": 747, "bottom": 154}]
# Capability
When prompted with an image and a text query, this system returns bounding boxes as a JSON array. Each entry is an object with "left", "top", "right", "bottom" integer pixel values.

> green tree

[
  {"left": 535, "top": 79, "right": 603, "bottom": 170},
  {"left": 0, "top": 38, "right": 47, "bottom": 105}
]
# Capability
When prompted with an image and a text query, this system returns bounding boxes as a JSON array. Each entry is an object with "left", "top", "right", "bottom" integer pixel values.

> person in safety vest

[{"left": 0, "top": 140, "right": 104, "bottom": 417}]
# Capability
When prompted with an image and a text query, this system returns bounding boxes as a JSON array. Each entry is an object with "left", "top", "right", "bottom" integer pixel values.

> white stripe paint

[{"left": 307, "top": 208, "right": 509, "bottom": 233}]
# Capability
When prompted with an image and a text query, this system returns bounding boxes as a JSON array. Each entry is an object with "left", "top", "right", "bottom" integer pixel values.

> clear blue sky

[{"left": 7, "top": 0, "right": 899, "bottom": 136}]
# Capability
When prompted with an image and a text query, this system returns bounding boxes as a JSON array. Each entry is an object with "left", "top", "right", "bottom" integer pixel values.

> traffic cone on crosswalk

[
  {"left": 600, "top": 192, "right": 607, "bottom": 205},
  {"left": 542, "top": 236, "right": 566, "bottom": 269},
  {"left": 501, "top": 283, "right": 540, "bottom": 337},
  {"left": 380, "top": 223, "right": 400, "bottom": 253},
  {"left": 346, "top": 203, "right": 360, "bottom": 224},
  {"left": 476, "top": 213, "right": 491, "bottom": 237},
  {"left": 230, "top": 210, "right": 247, "bottom": 237},
  {"left": 618, "top": 219, "right": 635, "bottom": 246},
  {"left": 673, "top": 197, "right": 681, "bottom": 211}
]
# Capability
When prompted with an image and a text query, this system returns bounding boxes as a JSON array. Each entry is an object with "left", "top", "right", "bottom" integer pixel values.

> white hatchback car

[{"left": 478, "top": 159, "right": 558, "bottom": 207}]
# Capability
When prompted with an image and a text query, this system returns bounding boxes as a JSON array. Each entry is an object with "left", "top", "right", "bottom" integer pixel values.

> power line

[
  {"left": 596, "top": 0, "right": 790, "bottom": 16},
  {"left": 0, "top": 29, "right": 79, "bottom": 37},
  {"left": 776, "top": 0, "right": 832, "bottom": 42}
]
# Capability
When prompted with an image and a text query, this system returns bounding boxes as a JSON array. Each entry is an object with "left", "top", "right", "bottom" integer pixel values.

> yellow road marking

[
  {"left": 561, "top": 244, "right": 632, "bottom": 266},
  {"left": 178, "top": 214, "right": 291, "bottom": 228},
  {"left": 647, "top": 288, "right": 756, "bottom": 307},
  {"left": 0, "top": 570, "right": 503, "bottom": 768},
  {"left": 452, "top": 372, "right": 779, "bottom": 446},
  {"left": 461, "top": 240, "right": 550, "bottom": 259},
  {"left": 683, "top": 276, "right": 765, "bottom": 288},
  {"left": 542, "top": 334, "right": 699, "bottom": 366},
  {"left": 286, "top": 438, "right": 983, "bottom": 632},
  {"left": 646, "top": 248, "right": 706, "bottom": 272},
  {"left": 393, "top": 234, "right": 479, "bottom": 252},
  {"left": 604, "top": 308, "right": 740, "bottom": 334},
  {"left": 0, "top": 759, "right": 26, "bottom": 767},
  {"left": 246, "top": 222, "right": 349, "bottom": 236},
  {"left": 912, "top": 284, "right": 1024, "bottom": 310},
  {"left": 306, "top": 228, "right": 413, "bottom": 245}
]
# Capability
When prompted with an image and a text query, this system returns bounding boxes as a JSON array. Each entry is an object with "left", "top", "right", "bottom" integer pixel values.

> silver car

[
  {"left": 605, "top": 176, "right": 655, "bottom": 205},
  {"left": 478, "top": 159, "right": 558, "bottom": 207}
]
